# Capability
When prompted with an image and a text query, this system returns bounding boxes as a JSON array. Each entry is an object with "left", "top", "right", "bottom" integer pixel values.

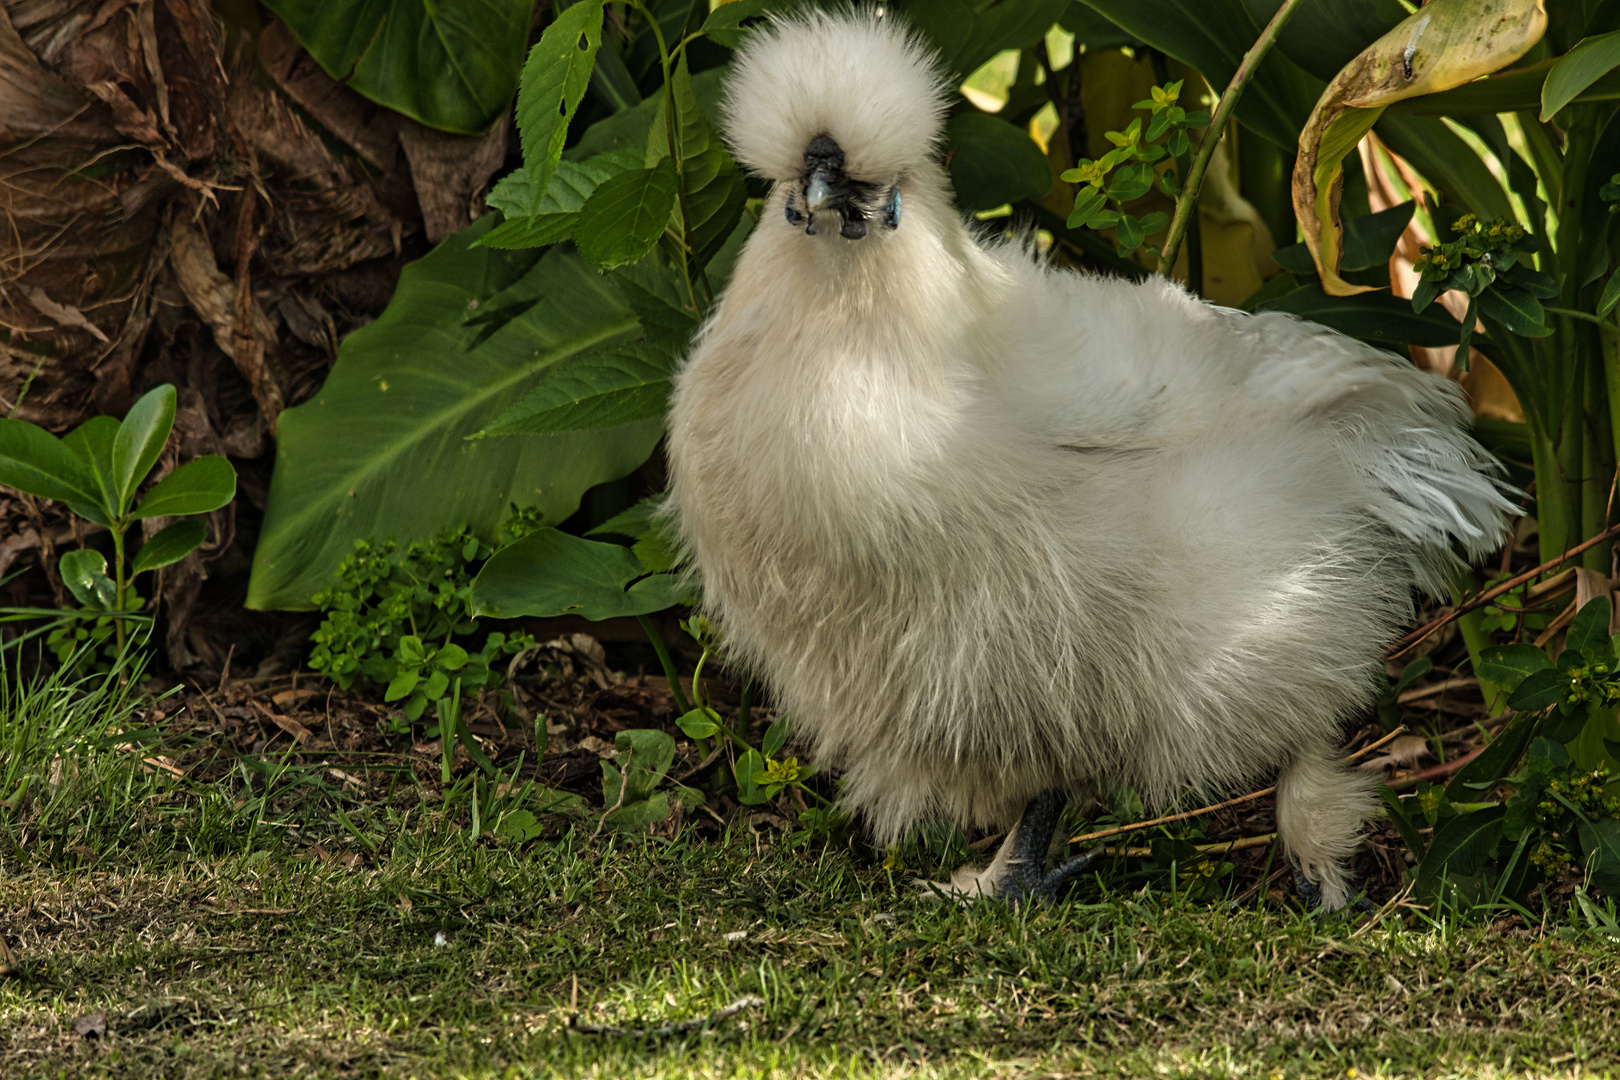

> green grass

[{"left": 3, "top": 667, "right": 1620, "bottom": 1078}]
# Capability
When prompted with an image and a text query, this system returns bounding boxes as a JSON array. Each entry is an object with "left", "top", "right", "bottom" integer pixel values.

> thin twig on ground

[
  {"left": 1067, "top": 727, "right": 1407, "bottom": 847},
  {"left": 1388, "top": 521, "right": 1620, "bottom": 657}
]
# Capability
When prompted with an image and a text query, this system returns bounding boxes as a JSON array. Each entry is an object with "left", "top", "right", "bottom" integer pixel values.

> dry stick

[
  {"left": 1158, "top": 0, "right": 1308, "bottom": 274},
  {"left": 1386, "top": 520, "right": 1620, "bottom": 658},
  {"left": 1065, "top": 727, "right": 1409, "bottom": 847}
]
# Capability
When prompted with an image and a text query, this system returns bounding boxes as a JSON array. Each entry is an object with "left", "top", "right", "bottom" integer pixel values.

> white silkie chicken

[{"left": 665, "top": 10, "right": 1514, "bottom": 909}]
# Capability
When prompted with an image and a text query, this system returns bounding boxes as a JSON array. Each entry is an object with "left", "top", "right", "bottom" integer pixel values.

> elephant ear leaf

[{"left": 1293, "top": 0, "right": 1546, "bottom": 296}]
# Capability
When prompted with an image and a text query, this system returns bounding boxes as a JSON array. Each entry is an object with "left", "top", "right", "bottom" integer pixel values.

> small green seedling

[{"left": 0, "top": 384, "right": 236, "bottom": 649}]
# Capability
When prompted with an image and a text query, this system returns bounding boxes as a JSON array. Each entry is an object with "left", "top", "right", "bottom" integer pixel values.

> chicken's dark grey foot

[
  {"left": 995, "top": 791, "right": 1101, "bottom": 907},
  {"left": 1291, "top": 858, "right": 1376, "bottom": 914}
]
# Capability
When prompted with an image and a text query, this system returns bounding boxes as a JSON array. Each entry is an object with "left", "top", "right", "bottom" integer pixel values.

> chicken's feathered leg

[{"left": 995, "top": 791, "right": 1101, "bottom": 906}]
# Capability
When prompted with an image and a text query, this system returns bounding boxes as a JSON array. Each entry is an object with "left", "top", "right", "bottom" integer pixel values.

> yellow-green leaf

[{"left": 1294, "top": 0, "right": 1546, "bottom": 296}]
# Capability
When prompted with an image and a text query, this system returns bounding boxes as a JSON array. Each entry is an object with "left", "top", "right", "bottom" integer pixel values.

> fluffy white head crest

[{"left": 720, "top": 9, "right": 949, "bottom": 184}]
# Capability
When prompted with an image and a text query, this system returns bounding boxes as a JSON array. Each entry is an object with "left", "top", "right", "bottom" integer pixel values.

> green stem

[
  {"left": 1158, "top": 0, "right": 1307, "bottom": 275},
  {"left": 111, "top": 524, "right": 127, "bottom": 654},
  {"left": 636, "top": 613, "right": 691, "bottom": 714},
  {"left": 1545, "top": 306, "right": 1620, "bottom": 334}
]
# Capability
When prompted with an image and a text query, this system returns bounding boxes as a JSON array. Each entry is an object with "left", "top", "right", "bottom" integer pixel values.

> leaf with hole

[{"left": 1293, "top": 0, "right": 1545, "bottom": 295}]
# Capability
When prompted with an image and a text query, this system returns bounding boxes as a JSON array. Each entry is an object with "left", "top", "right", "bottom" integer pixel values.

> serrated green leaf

[
  {"left": 575, "top": 160, "right": 680, "bottom": 272},
  {"left": 517, "top": 0, "right": 605, "bottom": 199},
  {"left": 645, "top": 53, "right": 713, "bottom": 167},
  {"left": 131, "top": 520, "right": 207, "bottom": 575}
]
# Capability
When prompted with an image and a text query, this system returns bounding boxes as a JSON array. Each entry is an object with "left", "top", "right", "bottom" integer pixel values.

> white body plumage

[{"left": 665, "top": 11, "right": 1514, "bottom": 909}]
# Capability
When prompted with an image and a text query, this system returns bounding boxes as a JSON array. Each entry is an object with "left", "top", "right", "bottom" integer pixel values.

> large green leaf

[
  {"left": 946, "top": 111, "right": 1052, "bottom": 211},
  {"left": 248, "top": 218, "right": 661, "bottom": 609},
  {"left": 1542, "top": 29, "right": 1620, "bottom": 119},
  {"left": 261, "top": 0, "right": 534, "bottom": 134},
  {"left": 517, "top": 1, "right": 606, "bottom": 195},
  {"left": 0, "top": 418, "right": 101, "bottom": 508},
  {"left": 111, "top": 384, "right": 174, "bottom": 516},
  {"left": 475, "top": 343, "right": 675, "bottom": 437},
  {"left": 1077, "top": 0, "right": 1324, "bottom": 150},
  {"left": 468, "top": 527, "right": 682, "bottom": 620},
  {"left": 1258, "top": 285, "right": 1469, "bottom": 347}
]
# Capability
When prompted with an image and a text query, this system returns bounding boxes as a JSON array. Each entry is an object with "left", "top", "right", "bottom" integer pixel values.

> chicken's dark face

[{"left": 783, "top": 134, "right": 901, "bottom": 240}]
